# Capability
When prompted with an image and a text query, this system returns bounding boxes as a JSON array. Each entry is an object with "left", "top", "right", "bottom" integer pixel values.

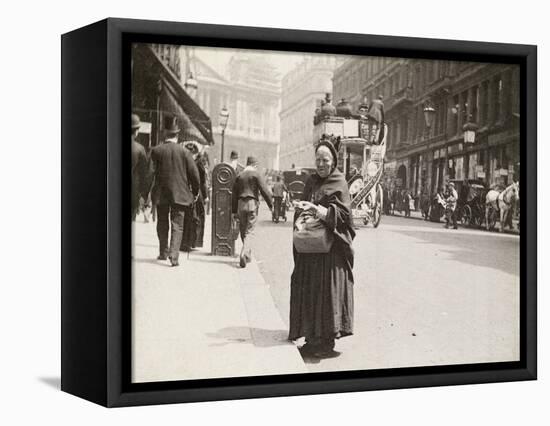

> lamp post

[
  {"left": 422, "top": 103, "right": 436, "bottom": 191},
  {"left": 219, "top": 106, "right": 229, "bottom": 162}
]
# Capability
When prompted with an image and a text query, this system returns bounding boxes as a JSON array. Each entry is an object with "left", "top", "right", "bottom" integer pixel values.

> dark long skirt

[
  {"left": 288, "top": 244, "right": 354, "bottom": 342},
  {"left": 180, "top": 199, "right": 205, "bottom": 250}
]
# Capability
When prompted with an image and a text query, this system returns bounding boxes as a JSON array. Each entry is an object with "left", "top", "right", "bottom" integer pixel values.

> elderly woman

[{"left": 289, "top": 139, "right": 355, "bottom": 358}]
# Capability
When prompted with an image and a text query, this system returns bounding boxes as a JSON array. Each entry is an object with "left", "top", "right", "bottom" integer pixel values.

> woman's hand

[{"left": 296, "top": 201, "right": 317, "bottom": 212}]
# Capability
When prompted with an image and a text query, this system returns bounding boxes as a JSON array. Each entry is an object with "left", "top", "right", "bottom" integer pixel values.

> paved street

[
  {"left": 132, "top": 202, "right": 520, "bottom": 381},
  {"left": 253, "top": 203, "right": 520, "bottom": 373}
]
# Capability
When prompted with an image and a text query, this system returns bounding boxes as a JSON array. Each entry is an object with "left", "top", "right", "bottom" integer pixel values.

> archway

[{"left": 397, "top": 164, "right": 407, "bottom": 189}]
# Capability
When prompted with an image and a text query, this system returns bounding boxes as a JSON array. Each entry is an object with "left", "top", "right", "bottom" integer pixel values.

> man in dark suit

[
  {"left": 228, "top": 150, "right": 244, "bottom": 174},
  {"left": 131, "top": 114, "right": 148, "bottom": 221},
  {"left": 232, "top": 156, "right": 273, "bottom": 268},
  {"left": 149, "top": 115, "right": 200, "bottom": 266},
  {"left": 367, "top": 95, "right": 385, "bottom": 144}
]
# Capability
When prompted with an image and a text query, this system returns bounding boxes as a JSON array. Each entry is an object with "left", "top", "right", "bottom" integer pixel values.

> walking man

[
  {"left": 271, "top": 176, "right": 286, "bottom": 222},
  {"left": 149, "top": 115, "right": 200, "bottom": 266},
  {"left": 232, "top": 156, "right": 273, "bottom": 268},
  {"left": 444, "top": 182, "right": 458, "bottom": 229},
  {"left": 367, "top": 95, "right": 385, "bottom": 144},
  {"left": 228, "top": 150, "right": 244, "bottom": 173},
  {"left": 131, "top": 114, "right": 148, "bottom": 221}
]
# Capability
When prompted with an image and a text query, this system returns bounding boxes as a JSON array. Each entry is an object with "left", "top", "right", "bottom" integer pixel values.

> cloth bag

[{"left": 293, "top": 212, "right": 334, "bottom": 253}]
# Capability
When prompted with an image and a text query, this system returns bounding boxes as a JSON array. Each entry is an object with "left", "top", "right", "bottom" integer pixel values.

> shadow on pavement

[
  {"left": 395, "top": 229, "right": 520, "bottom": 276},
  {"left": 207, "top": 327, "right": 293, "bottom": 348},
  {"left": 182, "top": 251, "right": 239, "bottom": 266}
]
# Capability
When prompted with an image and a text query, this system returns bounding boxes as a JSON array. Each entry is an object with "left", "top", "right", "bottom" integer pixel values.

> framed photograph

[{"left": 61, "top": 18, "right": 536, "bottom": 407}]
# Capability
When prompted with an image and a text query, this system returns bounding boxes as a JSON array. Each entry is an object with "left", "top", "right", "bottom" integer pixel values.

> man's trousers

[{"left": 156, "top": 203, "right": 188, "bottom": 261}]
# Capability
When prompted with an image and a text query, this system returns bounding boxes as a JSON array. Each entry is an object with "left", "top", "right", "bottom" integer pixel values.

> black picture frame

[{"left": 61, "top": 18, "right": 537, "bottom": 407}]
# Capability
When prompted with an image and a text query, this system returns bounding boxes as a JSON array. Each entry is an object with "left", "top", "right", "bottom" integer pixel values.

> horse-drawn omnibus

[{"left": 312, "top": 104, "right": 388, "bottom": 227}]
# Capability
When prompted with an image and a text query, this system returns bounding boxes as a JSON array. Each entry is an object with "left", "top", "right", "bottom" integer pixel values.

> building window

[
  {"left": 401, "top": 116, "right": 408, "bottom": 142},
  {"left": 400, "top": 67, "right": 406, "bottom": 89},
  {"left": 452, "top": 95, "right": 459, "bottom": 135},
  {"left": 471, "top": 86, "right": 479, "bottom": 123},
  {"left": 460, "top": 90, "right": 468, "bottom": 126},
  {"left": 427, "top": 62, "right": 434, "bottom": 83},
  {"left": 481, "top": 81, "right": 489, "bottom": 125},
  {"left": 494, "top": 75, "right": 503, "bottom": 122}
]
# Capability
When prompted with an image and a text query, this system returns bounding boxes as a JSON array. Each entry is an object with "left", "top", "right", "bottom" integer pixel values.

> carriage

[
  {"left": 452, "top": 179, "right": 488, "bottom": 228},
  {"left": 313, "top": 101, "right": 388, "bottom": 227},
  {"left": 282, "top": 168, "right": 316, "bottom": 203},
  {"left": 343, "top": 127, "right": 387, "bottom": 227}
]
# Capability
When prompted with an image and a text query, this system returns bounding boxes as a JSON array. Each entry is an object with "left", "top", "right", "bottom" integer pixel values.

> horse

[{"left": 485, "top": 181, "right": 519, "bottom": 232}]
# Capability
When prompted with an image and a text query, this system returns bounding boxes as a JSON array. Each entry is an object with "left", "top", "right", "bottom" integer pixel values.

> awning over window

[{"left": 132, "top": 44, "right": 214, "bottom": 146}]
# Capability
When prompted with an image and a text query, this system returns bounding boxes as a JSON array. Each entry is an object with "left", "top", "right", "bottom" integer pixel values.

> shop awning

[{"left": 133, "top": 45, "right": 214, "bottom": 146}]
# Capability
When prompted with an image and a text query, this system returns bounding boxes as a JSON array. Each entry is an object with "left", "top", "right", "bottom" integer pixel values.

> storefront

[{"left": 132, "top": 44, "right": 214, "bottom": 150}]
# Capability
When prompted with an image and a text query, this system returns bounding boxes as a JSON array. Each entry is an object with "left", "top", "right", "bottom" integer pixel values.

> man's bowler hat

[
  {"left": 131, "top": 114, "right": 141, "bottom": 130},
  {"left": 246, "top": 156, "right": 258, "bottom": 166},
  {"left": 164, "top": 115, "right": 181, "bottom": 134}
]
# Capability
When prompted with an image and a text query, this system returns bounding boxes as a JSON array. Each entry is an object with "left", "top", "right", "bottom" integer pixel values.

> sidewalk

[{"left": 131, "top": 214, "right": 307, "bottom": 383}]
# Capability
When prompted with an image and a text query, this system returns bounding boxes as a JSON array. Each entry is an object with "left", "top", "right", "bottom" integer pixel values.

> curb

[{"left": 237, "top": 256, "right": 308, "bottom": 374}]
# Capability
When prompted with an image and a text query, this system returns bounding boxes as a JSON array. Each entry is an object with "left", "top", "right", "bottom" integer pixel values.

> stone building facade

[
  {"left": 189, "top": 52, "right": 281, "bottom": 171},
  {"left": 279, "top": 55, "right": 345, "bottom": 170},
  {"left": 333, "top": 57, "right": 520, "bottom": 195}
]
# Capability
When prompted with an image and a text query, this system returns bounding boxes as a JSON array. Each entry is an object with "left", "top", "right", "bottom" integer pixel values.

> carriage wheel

[
  {"left": 461, "top": 205, "right": 472, "bottom": 227},
  {"left": 373, "top": 184, "right": 383, "bottom": 228}
]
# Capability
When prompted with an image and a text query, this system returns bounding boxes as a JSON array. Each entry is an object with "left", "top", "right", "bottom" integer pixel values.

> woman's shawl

[{"left": 295, "top": 169, "right": 356, "bottom": 257}]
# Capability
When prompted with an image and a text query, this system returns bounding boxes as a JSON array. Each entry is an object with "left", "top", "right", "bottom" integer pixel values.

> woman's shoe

[
  {"left": 313, "top": 349, "right": 341, "bottom": 359},
  {"left": 298, "top": 343, "right": 319, "bottom": 357}
]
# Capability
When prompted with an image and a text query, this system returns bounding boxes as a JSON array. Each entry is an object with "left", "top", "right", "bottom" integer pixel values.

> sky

[{"left": 193, "top": 46, "right": 308, "bottom": 81}]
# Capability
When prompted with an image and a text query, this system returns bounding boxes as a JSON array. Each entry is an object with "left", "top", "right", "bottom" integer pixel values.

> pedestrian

[
  {"left": 404, "top": 190, "right": 412, "bottom": 217},
  {"left": 180, "top": 141, "right": 208, "bottom": 252},
  {"left": 228, "top": 150, "right": 244, "bottom": 173},
  {"left": 149, "top": 115, "right": 200, "bottom": 266},
  {"left": 232, "top": 156, "right": 273, "bottom": 268},
  {"left": 444, "top": 182, "right": 458, "bottom": 229},
  {"left": 391, "top": 187, "right": 399, "bottom": 215},
  {"left": 272, "top": 175, "right": 286, "bottom": 223},
  {"left": 131, "top": 113, "right": 148, "bottom": 221},
  {"left": 289, "top": 139, "right": 355, "bottom": 359},
  {"left": 367, "top": 95, "right": 385, "bottom": 144}
]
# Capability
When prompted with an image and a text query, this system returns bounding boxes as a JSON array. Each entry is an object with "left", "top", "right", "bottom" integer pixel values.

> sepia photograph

[{"left": 130, "top": 42, "right": 520, "bottom": 384}]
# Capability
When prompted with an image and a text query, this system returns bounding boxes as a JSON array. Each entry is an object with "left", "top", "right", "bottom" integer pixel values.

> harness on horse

[{"left": 497, "top": 184, "right": 516, "bottom": 209}]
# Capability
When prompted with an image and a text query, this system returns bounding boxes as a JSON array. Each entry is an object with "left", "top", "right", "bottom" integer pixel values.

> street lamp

[
  {"left": 462, "top": 120, "right": 478, "bottom": 144},
  {"left": 219, "top": 106, "right": 230, "bottom": 162},
  {"left": 423, "top": 103, "right": 436, "bottom": 130},
  {"left": 184, "top": 72, "right": 198, "bottom": 99}
]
